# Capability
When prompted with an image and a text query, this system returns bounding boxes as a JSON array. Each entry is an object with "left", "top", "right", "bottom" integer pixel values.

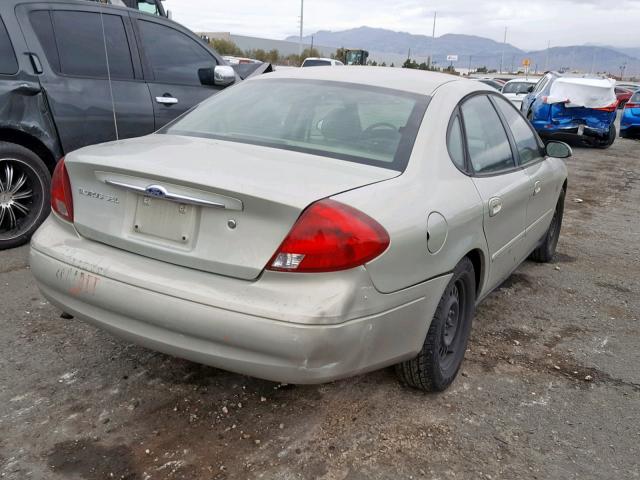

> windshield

[
  {"left": 302, "top": 59, "right": 332, "bottom": 67},
  {"left": 502, "top": 82, "right": 534, "bottom": 94},
  {"left": 162, "top": 79, "right": 429, "bottom": 171}
]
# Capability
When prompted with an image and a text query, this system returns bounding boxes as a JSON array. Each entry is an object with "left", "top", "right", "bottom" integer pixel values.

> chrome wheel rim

[{"left": 0, "top": 159, "right": 42, "bottom": 240}]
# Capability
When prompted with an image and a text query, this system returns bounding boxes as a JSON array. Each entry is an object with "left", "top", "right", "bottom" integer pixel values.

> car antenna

[{"left": 98, "top": 0, "right": 119, "bottom": 140}]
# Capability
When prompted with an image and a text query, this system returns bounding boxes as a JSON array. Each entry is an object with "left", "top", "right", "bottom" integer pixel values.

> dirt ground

[{"left": 1, "top": 133, "right": 639, "bottom": 480}]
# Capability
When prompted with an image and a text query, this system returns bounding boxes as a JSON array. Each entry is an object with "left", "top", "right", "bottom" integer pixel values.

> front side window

[
  {"left": 0, "top": 17, "right": 18, "bottom": 75},
  {"left": 162, "top": 79, "right": 428, "bottom": 170},
  {"left": 493, "top": 96, "right": 543, "bottom": 165},
  {"left": 48, "top": 11, "right": 134, "bottom": 79},
  {"left": 460, "top": 95, "right": 515, "bottom": 174},
  {"left": 139, "top": 20, "right": 216, "bottom": 85}
]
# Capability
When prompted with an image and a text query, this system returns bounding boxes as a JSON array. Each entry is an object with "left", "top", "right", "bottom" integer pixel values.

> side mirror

[
  {"left": 198, "top": 66, "right": 235, "bottom": 87},
  {"left": 527, "top": 85, "right": 535, "bottom": 93},
  {"left": 545, "top": 141, "right": 572, "bottom": 158}
]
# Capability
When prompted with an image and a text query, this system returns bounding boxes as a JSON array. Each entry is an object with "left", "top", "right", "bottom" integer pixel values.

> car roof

[{"left": 260, "top": 66, "right": 462, "bottom": 96}]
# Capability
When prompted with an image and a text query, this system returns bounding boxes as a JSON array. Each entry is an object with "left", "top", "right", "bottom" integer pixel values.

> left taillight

[{"left": 51, "top": 157, "right": 73, "bottom": 222}]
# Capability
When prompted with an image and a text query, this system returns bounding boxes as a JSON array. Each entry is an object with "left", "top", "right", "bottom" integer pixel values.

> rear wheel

[
  {"left": 596, "top": 124, "right": 616, "bottom": 149},
  {"left": 0, "top": 142, "right": 51, "bottom": 250},
  {"left": 395, "top": 257, "right": 476, "bottom": 392},
  {"left": 530, "top": 189, "right": 565, "bottom": 263}
]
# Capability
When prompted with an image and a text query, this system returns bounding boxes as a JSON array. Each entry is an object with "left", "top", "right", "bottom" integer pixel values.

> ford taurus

[{"left": 30, "top": 67, "right": 570, "bottom": 391}]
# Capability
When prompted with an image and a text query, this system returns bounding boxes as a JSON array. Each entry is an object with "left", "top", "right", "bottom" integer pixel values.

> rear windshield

[
  {"left": 162, "top": 79, "right": 429, "bottom": 171},
  {"left": 302, "top": 59, "right": 332, "bottom": 67},
  {"left": 502, "top": 82, "right": 534, "bottom": 94}
]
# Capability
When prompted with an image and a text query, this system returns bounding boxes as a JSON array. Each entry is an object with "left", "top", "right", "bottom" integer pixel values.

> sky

[{"left": 162, "top": 0, "right": 640, "bottom": 51}]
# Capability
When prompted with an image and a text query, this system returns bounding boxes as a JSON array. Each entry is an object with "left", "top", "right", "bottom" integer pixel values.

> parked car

[
  {"left": 521, "top": 72, "right": 618, "bottom": 148},
  {"left": 501, "top": 78, "right": 538, "bottom": 109},
  {"left": 301, "top": 57, "right": 344, "bottom": 67},
  {"left": 617, "top": 82, "right": 640, "bottom": 92},
  {"left": 615, "top": 86, "right": 634, "bottom": 108},
  {"left": 30, "top": 67, "right": 570, "bottom": 392},
  {"left": 0, "top": 0, "right": 240, "bottom": 249},
  {"left": 621, "top": 91, "right": 640, "bottom": 139}
]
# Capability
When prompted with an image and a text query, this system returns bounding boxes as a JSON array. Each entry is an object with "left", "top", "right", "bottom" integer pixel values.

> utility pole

[
  {"left": 468, "top": 55, "right": 472, "bottom": 75},
  {"left": 428, "top": 12, "right": 436, "bottom": 68},
  {"left": 499, "top": 26, "right": 507, "bottom": 74},
  {"left": 298, "top": 0, "right": 304, "bottom": 57},
  {"left": 544, "top": 40, "right": 550, "bottom": 72},
  {"left": 310, "top": 35, "right": 314, "bottom": 54}
]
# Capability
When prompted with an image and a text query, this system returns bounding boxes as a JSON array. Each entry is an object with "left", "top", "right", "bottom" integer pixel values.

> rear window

[
  {"left": 162, "top": 79, "right": 429, "bottom": 171},
  {"left": 302, "top": 59, "right": 332, "bottom": 67},
  {"left": 630, "top": 92, "right": 640, "bottom": 103},
  {"left": 0, "top": 17, "right": 18, "bottom": 75},
  {"left": 502, "top": 82, "right": 534, "bottom": 94},
  {"left": 30, "top": 10, "right": 134, "bottom": 79}
]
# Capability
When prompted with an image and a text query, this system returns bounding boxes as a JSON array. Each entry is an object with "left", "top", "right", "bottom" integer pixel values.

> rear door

[
  {"left": 17, "top": 3, "right": 155, "bottom": 154},
  {"left": 131, "top": 15, "right": 227, "bottom": 128},
  {"left": 460, "top": 94, "right": 531, "bottom": 290},
  {"left": 492, "top": 95, "right": 560, "bottom": 246}
]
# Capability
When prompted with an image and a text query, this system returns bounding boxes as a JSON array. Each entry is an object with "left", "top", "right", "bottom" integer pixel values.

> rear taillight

[
  {"left": 51, "top": 157, "right": 73, "bottom": 222},
  {"left": 625, "top": 102, "right": 640, "bottom": 109},
  {"left": 266, "top": 199, "right": 390, "bottom": 273},
  {"left": 594, "top": 101, "right": 619, "bottom": 112}
]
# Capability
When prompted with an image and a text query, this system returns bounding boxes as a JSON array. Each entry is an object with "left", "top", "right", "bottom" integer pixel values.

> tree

[
  {"left": 418, "top": 62, "right": 428, "bottom": 70},
  {"left": 381, "top": 62, "right": 387, "bottom": 67},
  {"left": 476, "top": 65, "right": 488, "bottom": 74},
  {"left": 333, "top": 47, "right": 347, "bottom": 64},
  {"left": 402, "top": 58, "right": 419, "bottom": 69},
  {"left": 211, "top": 38, "right": 244, "bottom": 57}
]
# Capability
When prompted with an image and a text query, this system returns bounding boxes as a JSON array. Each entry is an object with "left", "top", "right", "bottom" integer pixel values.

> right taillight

[
  {"left": 51, "top": 157, "right": 73, "bottom": 222},
  {"left": 266, "top": 199, "right": 390, "bottom": 273},
  {"left": 625, "top": 102, "right": 639, "bottom": 109}
]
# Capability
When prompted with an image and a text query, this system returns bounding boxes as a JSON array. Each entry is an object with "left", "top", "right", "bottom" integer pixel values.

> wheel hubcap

[{"left": 0, "top": 161, "right": 35, "bottom": 235}]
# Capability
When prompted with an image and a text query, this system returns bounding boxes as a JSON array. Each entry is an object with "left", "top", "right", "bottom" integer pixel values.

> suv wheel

[
  {"left": 395, "top": 257, "right": 476, "bottom": 392},
  {"left": 0, "top": 142, "right": 51, "bottom": 250}
]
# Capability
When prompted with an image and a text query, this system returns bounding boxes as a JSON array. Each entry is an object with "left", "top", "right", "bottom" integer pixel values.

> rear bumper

[
  {"left": 29, "top": 216, "right": 450, "bottom": 384},
  {"left": 537, "top": 125, "right": 611, "bottom": 145}
]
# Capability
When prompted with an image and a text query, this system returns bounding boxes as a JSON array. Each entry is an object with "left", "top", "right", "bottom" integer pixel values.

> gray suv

[{"left": 0, "top": 0, "right": 238, "bottom": 249}]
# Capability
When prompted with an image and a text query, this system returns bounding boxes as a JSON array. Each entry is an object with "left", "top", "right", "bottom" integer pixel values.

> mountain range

[{"left": 286, "top": 27, "right": 639, "bottom": 75}]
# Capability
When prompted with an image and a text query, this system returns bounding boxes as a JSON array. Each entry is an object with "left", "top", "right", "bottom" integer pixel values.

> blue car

[
  {"left": 521, "top": 72, "right": 618, "bottom": 148},
  {"left": 621, "top": 91, "right": 640, "bottom": 139}
]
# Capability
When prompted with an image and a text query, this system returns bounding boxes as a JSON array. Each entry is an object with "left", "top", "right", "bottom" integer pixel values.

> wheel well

[
  {"left": 0, "top": 128, "right": 57, "bottom": 172},
  {"left": 562, "top": 179, "right": 567, "bottom": 192},
  {"left": 465, "top": 249, "right": 484, "bottom": 297}
]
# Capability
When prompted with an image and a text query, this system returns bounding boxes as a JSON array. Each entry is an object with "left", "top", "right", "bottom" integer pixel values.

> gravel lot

[{"left": 1, "top": 135, "right": 639, "bottom": 480}]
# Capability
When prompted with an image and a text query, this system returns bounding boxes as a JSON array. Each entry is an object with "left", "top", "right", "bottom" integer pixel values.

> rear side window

[
  {"left": 138, "top": 20, "right": 216, "bottom": 85},
  {"left": 447, "top": 115, "right": 465, "bottom": 170},
  {"left": 0, "top": 17, "right": 18, "bottom": 75},
  {"left": 493, "top": 96, "right": 542, "bottom": 165},
  {"left": 303, "top": 59, "right": 332, "bottom": 67},
  {"left": 460, "top": 95, "right": 515, "bottom": 174},
  {"left": 32, "top": 10, "right": 134, "bottom": 79}
]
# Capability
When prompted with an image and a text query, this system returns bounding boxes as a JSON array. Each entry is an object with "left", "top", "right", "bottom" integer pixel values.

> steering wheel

[{"left": 362, "top": 122, "right": 399, "bottom": 135}]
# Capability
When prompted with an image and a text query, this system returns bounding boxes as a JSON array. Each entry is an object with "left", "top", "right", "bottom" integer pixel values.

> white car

[
  {"left": 301, "top": 57, "right": 344, "bottom": 67},
  {"left": 501, "top": 79, "right": 538, "bottom": 109}
]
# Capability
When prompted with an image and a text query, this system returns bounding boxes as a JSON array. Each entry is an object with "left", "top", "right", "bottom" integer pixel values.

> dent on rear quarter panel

[{"left": 0, "top": 82, "right": 63, "bottom": 166}]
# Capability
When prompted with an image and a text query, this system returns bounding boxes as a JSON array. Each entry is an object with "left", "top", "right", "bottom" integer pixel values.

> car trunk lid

[{"left": 67, "top": 134, "right": 398, "bottom": 280}]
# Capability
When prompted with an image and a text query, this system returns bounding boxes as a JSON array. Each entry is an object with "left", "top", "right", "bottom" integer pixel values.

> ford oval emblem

[{"left": 145, "top": 185, "right": 168, "bottom": 198}]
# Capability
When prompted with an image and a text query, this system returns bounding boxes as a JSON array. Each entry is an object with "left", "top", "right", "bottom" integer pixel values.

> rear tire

[
  {"left": 0, "top": 142, "right": 51, "bottom": 250},
  {"left": 595, "top": 124, "right": 616, "bottom": 149},
  {"left": 395, "top": 257, "right": 476, "bottom": 392},
  {"left": 530, "top": 189, "right": 565, "bottom": 263}
]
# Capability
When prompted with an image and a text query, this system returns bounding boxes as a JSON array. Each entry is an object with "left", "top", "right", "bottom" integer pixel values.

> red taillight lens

[
  {"left": 625, "top": 102, "right": 640, "bottom": 109},
  {"left": 266, "top": 199, "right": 390, "bottom": 273},
  {"left": 51, "top": 157, "right": 73, "bottom": 222},
  {"left": 594, "top": 101, "right": 618, "bottom": 112}
]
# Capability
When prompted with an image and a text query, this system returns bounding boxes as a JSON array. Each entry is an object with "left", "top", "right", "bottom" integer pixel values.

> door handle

[
  {"left": 488, "top": 197, "right": 503, "bottom": 217},
  {"left": 533, "top": 181, "right": 541, "bottom": 196},
  {"left": 155, "top": 96, "right": 179, "bottom": 105},
  {"left": 27, "top": 52, "right": 43, "bottom": 74}
]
